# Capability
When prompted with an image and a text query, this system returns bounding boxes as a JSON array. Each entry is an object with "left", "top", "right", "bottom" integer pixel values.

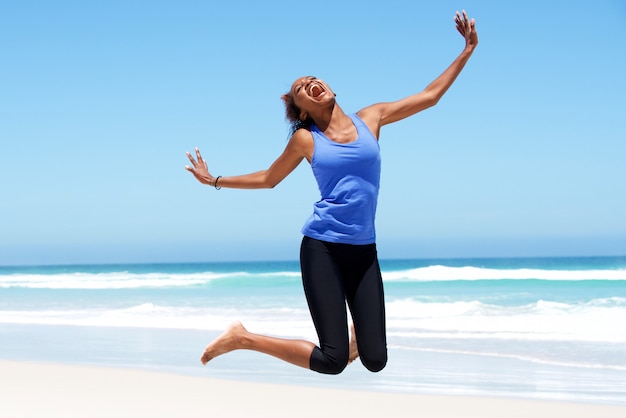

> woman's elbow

[
  {"left": 422, "top": 92, "right": 441, "bottom": 109},
  {"left": 265, "top": 176, "right": 281, "bottom": 189}
]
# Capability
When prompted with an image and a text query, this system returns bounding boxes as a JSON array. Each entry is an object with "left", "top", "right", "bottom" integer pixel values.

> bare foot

[
  {"left": 348, "top": 323, "right": 359, "bottom": 364},
  {"left": 200, "top": 321, "right": 248, "bottom": 365}
]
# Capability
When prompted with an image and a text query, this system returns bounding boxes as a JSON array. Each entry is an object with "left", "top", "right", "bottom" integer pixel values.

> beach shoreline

[
  {"left": 1, "top": 360, "right": 625, "bottom": 418},
  {"left": 2, "top": 257, "right": 625, "bottom": 409}
]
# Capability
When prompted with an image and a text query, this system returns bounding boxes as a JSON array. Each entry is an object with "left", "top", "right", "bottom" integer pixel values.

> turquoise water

[{"left": 1, "top": 256, "right": 625, "bottom": 403}]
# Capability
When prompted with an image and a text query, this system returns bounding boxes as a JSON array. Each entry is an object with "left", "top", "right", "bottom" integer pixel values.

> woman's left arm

[{"left": 359, "top": 10, "right": 478, "bottom": 136}]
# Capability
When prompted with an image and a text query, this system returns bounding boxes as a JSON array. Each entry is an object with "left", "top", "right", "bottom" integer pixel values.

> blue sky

[{"left": 1, "top": 0, "right": 625, "bottom": 265}]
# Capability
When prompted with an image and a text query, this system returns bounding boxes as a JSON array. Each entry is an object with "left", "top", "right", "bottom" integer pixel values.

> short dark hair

[{"left": 281, "top": 93, "right": 312, "bottom": 136}]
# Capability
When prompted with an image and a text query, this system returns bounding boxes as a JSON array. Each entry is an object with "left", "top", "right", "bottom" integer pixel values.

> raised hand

[
  {"left": 455, "top": 10, "right": 478, "bottom": 50},
  {"left": 185, "top": 147, "right": 215, "bottom": 186}
]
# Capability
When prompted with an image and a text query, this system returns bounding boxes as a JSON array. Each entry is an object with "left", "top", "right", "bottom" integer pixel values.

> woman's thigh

[{"left": 299, "top": 237, "right": 349, "bottom": 350}]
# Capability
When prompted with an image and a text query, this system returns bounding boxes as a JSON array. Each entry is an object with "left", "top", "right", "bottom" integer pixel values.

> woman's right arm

[
  {"left": 185, "top": 128, "right": 312, "bottom": 189},
  {"left": 358, "top": 10, "right": 478, "bottom": 137}
]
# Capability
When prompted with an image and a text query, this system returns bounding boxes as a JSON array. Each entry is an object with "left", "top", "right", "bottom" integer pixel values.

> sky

[{"left": 1, "top": 0, "right": 625, "bottom": 265}]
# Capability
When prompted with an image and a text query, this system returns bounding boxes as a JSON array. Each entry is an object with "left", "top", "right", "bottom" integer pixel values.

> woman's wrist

[
  {"left": 214, "top": 176, "right": 222, "bottom": 190},
  {"left": 460, "top": 45, "right": 475, "bottom": 59}
]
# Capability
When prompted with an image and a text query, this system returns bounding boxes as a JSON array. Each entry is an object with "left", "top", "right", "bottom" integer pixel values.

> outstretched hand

[
  {"left": 455, "top": 10, "right": 478, "bottom": 50},
  {"left": 185, "top": 147, "right": 214, "bottom": 186}
]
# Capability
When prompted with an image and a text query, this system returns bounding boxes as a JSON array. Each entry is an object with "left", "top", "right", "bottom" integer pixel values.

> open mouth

[{"left": 309, "top": 83, "right": 324, "bottom": 98}]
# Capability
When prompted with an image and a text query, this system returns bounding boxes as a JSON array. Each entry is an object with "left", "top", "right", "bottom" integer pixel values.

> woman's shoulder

[
  {"left": 355, "top": 107, "right": 383, "bottom": 140},
  {"left": 291, "top": 127, "right": 314, "bottom": 141},
  {"left": 288, "top": 128, "right": 315, "bottom": 161}
]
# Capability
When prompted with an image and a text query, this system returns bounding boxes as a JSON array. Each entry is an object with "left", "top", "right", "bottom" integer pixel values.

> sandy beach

[{"left": 1, "top": 360, "right": 625, "bottom": 418}]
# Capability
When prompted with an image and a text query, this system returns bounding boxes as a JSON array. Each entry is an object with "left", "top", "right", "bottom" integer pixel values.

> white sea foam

[
  {"left": 1, "top": 265, "right": 624, "bottom": 289},
  {"left": 2, "top": 298, "right": 625, "bottom": 343},
  {"left": 0, "top": 303, "right": 316, "bottom": 336},
  {"left": 0, "top": 270, "right": 305, "bottom": 290},
  {"left": 385, "top": 298, "right": 626, "bottom": 343},
  {"left": 382, "top": 265, "right": 626, "bottom": 281},
  {"left": 0, "top": 271, "right": 245, "bottom": 289}
]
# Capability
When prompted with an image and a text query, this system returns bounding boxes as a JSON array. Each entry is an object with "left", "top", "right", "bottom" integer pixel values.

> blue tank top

[{"left": 301, "top": 113, "right": 381, "bottom": 245}]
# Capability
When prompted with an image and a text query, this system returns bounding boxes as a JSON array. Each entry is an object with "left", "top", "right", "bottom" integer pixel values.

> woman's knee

[
  {"left": 310, "top": 347, "right": 349, "bottom": 375},
  {"left": 323, "top": 358, "right": 349, "bottom": 375},
  {"left": 361, "top": 350, "right": 387, "bottom": 373}
]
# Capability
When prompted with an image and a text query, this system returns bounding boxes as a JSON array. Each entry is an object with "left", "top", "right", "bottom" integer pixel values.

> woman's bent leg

[
  {"left": 200, "top": 321, "right": 315, "bottom": 368},
  {"left": 300, "top": 237, "right": 351, "bottom": 374}
]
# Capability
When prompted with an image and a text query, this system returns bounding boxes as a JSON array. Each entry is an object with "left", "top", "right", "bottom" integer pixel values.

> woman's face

[{"left": 290, "top": 76, "right": 335, "bottom": 119}]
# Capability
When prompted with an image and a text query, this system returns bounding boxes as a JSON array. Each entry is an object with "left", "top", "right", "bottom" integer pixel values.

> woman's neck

[{"left": 314, "top": 105, "right": 358, "bottom": 144}]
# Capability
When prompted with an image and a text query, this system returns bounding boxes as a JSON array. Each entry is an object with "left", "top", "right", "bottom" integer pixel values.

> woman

[{"left": 185, "top": 10, "right": 478, "bottom": 375}]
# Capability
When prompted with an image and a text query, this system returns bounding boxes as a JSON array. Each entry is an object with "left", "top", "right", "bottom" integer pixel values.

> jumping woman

[{"left": 185, "top": 10, "right": 478, "bottom": 375}]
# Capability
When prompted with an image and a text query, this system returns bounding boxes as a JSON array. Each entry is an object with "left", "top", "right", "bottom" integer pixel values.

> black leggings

[{"left": 300, "top": 236, "right": 387, "bottom": 374}]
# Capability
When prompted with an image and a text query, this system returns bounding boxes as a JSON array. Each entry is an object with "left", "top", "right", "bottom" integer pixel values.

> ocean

[{"left": 1, "top": 256, "right": 625, "bottom": 404}]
